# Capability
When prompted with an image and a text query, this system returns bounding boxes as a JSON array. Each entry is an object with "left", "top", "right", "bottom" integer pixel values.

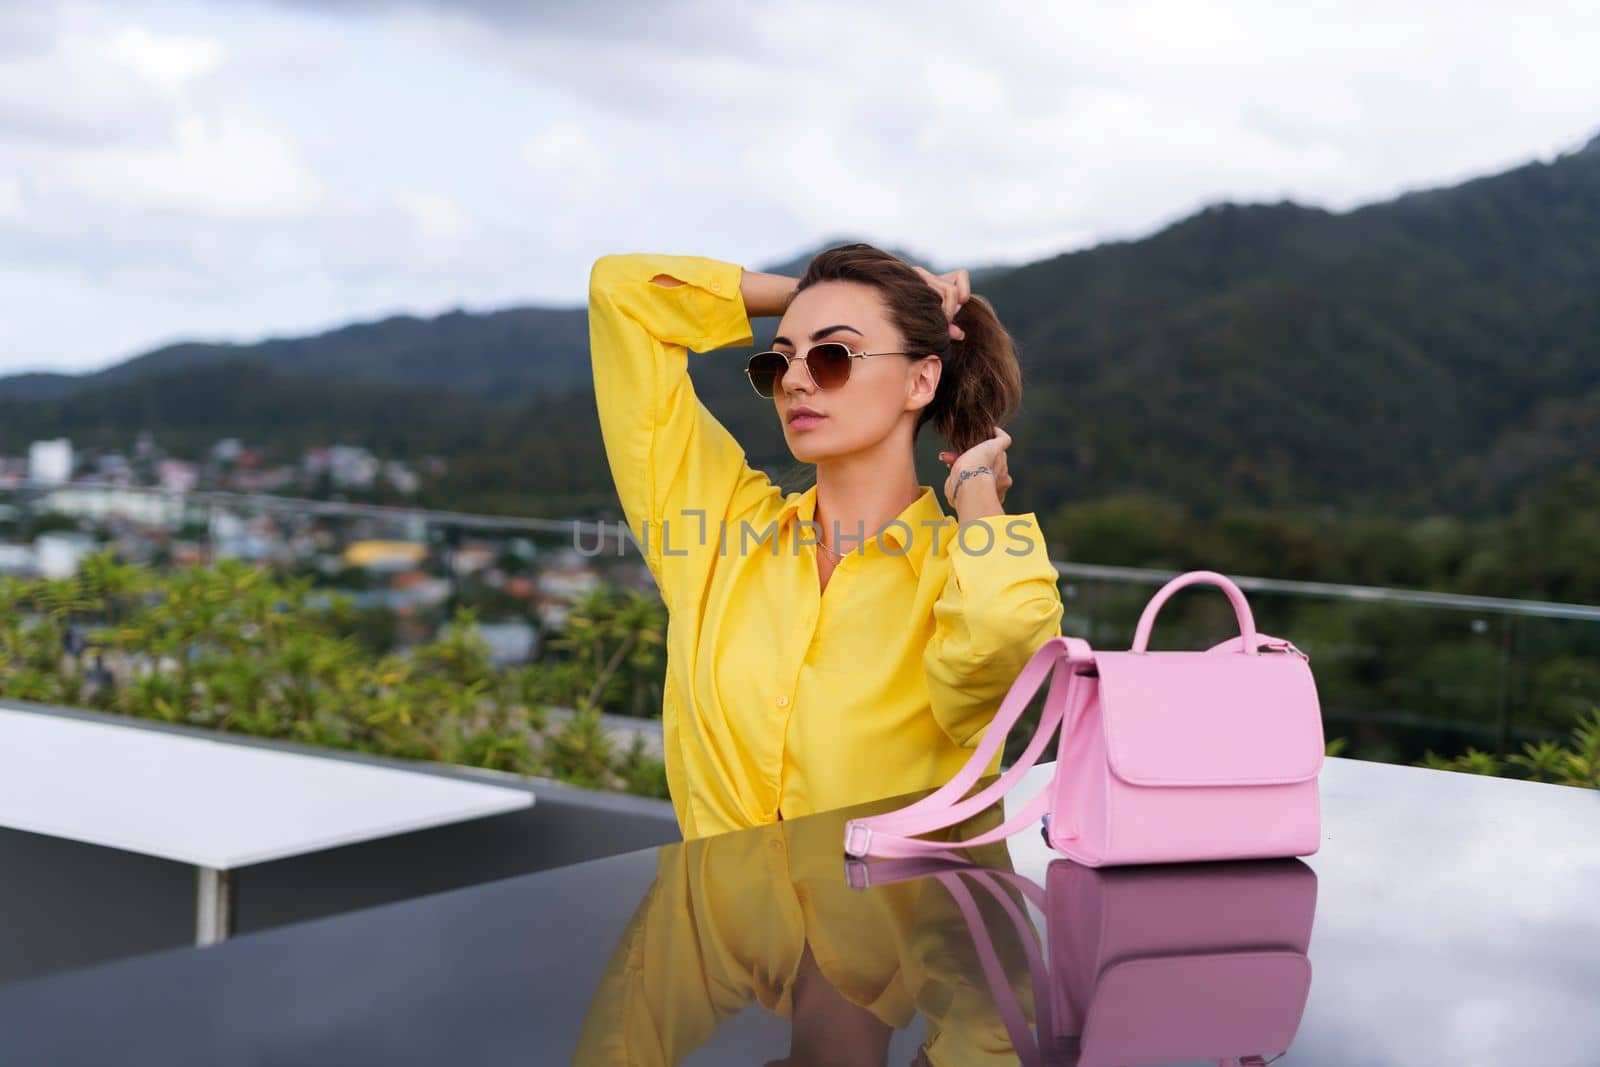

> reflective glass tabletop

[{"left": 1, "top": 756, "right": 1597, "bottom": 1066}]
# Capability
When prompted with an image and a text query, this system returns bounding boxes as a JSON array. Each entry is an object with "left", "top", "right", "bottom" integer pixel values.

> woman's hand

[
  {"left": 939, "top": 427, "right": 1014, "bottom": 511},
  {"left": 910, "top": 265, "right": 969, "bottom": 342},
  {"left": 915, "top": 264, "right": 1008, "bottom": 511}
]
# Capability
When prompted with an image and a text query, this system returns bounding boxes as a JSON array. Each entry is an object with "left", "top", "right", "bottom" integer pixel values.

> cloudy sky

[{"left": 3, "top": 0, "right": 1599, "bottom": 377}]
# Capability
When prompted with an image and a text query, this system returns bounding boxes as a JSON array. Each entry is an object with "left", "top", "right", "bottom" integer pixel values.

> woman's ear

[{"left": 905, "top": 355, "right": 941, "bottom": 412}]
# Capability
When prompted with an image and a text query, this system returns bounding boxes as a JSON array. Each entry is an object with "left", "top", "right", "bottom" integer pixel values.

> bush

[
  {"left": 1417, "top": 707, "right": 1600, "bottom": 789},
  {"left": 0, "top": 550, "right": 671, "bottom": 799}
]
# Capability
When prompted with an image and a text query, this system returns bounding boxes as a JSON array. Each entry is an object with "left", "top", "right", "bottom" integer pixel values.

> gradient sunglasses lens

[
  {"left": 746, "top": 343, "right": 856, "bottom": 398},
  {"left": 745, "top": 351, "right": 787, "bottom": 397},
  {"left": 805, "top": 342, "right": 853, "bottom": 388}
]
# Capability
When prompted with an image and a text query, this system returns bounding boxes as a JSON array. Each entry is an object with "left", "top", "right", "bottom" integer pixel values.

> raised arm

[{"left": 587, "top": 252, "right": 790, "bottom": 608}]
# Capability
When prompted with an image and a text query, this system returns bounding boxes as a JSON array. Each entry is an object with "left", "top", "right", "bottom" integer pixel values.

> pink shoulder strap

[
  {"left": 843, "top": 635, "right": 1094, "bottom": 859},
  {"left": 842, "top": 852, "right": 1055, "bottom": 1065},
  {"left": 935, "top": 865, "right": 1057, "bottom": 1067}
]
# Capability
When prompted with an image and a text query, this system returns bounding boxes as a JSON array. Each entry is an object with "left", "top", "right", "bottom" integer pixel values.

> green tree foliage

[
  {"left": 548, "top": 585, "right": 668, "bottom": 718},
  {"left": 1418, "top": 708, "right": 1600, "bottom": 790},
  {"left": 0, "top": 551, "right": 669, "bottom": 798},
  {"left": 1040, "top": 466, "right": 1599, "bottom": 602}
]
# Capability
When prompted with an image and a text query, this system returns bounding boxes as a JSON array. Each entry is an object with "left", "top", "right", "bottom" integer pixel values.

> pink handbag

[
  {"left": 848, "top": 851, "right": 1318, "bottom": 1067},
  {"left": 844, "top": 570, "right": 1326, "bottom": 867}
]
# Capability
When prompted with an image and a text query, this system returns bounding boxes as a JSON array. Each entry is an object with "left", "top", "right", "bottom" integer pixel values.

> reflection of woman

[
  {"left": 570, "top": 800, "right": 1033, "bottom": 1067},
  {"left": 588, "top": 248, "right": 1064, "bottom": 839}
]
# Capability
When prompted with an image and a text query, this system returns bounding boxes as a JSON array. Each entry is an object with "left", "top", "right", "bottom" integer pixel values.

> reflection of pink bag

[
  {"left": 851, "top": 853, "right": 1318, "bottom": 1067},
  {"left": 844, "top": 571, "right": 1326, "bottom": 867}
]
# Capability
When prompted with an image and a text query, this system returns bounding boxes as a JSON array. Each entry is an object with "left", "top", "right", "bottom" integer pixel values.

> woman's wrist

[
  {"left": 739, "top": 268, "right": 798, "bottom": 319},
  {"left": 952, "top": 473, "right": 1004, "bottom": 523}
]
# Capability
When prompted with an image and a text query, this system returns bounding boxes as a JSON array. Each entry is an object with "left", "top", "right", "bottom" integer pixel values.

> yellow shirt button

[
  {"left": 776, "top": 695, "right": 789, "bottom": 707},
  {"left": 710, "top": 281, "right": 722, "bottom": 293}
]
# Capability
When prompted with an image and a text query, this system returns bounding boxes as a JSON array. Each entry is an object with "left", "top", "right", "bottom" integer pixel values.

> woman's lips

[{"left": 788, "top": 413, "right": 826, "bottom": 430}]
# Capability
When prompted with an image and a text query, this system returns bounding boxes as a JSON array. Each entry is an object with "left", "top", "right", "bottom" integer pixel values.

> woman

[{"left": 587, "top": 244, "right": 1063, "bottom": 840}]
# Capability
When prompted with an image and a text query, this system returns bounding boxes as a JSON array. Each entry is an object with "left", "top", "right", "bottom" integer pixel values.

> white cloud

[
  {"left": 394, "top": 190, "right": 468, "bottom": 241},
  {"left": 62, "top": 111, "right": 324, "bottom": 219},
  {"left": 0, "top": 176, "right": 24, "bottom": 223},
  {"left": 103, "top": 25, "right": 225, "bottom": 95},
  {"left": 389, "top": 189, "right": 476, "bottom": 267},
  {"left": 519, "top": 119, "right": 592, "bottom": 172},
  {"left": 3, "top": 0, "right": 1600, "bottom": 375},
  {"left": 0, "top": 25, "right": 172, "bottom": 146}
]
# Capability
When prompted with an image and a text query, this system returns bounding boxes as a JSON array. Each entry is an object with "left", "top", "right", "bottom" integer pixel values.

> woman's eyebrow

[{"left": 772, "top": 324, "right": 864, "bottom": 347}]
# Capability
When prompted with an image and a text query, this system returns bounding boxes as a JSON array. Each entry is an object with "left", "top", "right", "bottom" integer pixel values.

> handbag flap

[
  {"left": 1092, "top": 650, "right": 1324, "bottom": 786},
  {"left": 1078, "top": 950, "right": 1312, "bottom": 1064}
]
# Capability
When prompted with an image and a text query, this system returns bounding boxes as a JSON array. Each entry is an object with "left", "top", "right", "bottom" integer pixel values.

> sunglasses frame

[{"left": 744, "top": 342, "right": 932, "bottom": 398}]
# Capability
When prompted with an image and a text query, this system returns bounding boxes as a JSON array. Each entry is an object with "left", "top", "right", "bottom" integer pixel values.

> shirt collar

[{"left": 776, "top": 483, "right": 950, "bottom": 578}]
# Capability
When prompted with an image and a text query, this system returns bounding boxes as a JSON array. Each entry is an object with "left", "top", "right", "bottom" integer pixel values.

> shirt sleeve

[
  {"left": 922, "top": 511, "right": 1065, "bottom": 748},
  {"left": 587, "top": 252, "right": 776, "bottom": 608}
]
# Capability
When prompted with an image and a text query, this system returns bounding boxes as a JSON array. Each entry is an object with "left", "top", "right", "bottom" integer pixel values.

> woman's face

[{"left": 771, "top": 280, "right": 940, "bottom": 464}]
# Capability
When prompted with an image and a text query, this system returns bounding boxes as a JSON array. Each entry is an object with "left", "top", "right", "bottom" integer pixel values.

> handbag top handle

[{"left": 1131, "top": 570, "right": 1259, "bottom": 654}]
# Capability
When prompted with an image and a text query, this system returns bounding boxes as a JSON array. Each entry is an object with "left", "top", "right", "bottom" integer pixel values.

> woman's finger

[
  {"left": 941, "top": 270, "right": 969, "bottom": 316},
  {"left": 914, "top": 266, "right": 951, "bottom": 300},
  {"left": 914, "top": 265, "right": 970, "bottom": 325},
  {"left": 926, "top": 268, "right": 958, "bottom": 317}
]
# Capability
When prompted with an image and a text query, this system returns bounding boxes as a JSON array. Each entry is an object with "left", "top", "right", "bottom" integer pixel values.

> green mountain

[
  {"left": 1, "top": 305, "right": 593, "bottom": 407},
  {"left": 0, "top": 361, "right": 493, "bottom": 458},
  {"left": 4, "top": 132, "right": 1599, "bottom": 523}
]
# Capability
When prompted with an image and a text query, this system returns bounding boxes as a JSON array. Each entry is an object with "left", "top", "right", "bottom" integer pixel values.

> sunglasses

[{"left": 744, "top": 342, "right": 928, "bottom": 398}]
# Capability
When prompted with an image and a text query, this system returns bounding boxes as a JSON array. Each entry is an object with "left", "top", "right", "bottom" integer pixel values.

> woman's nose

[{"left": 780, "top": 354, "right": 813, "bottom": 393}]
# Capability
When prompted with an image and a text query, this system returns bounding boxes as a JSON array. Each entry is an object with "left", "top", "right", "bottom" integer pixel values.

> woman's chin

[
  {"left": 786, "top": 422, "right": 864, "bottom": 464},
  {"left": 789, "top": 444, "right": 837, "bottom": 464}
]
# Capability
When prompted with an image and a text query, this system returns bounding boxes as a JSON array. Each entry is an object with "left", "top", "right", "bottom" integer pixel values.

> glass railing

[
  {"left": 5, "top": 480, "right": 1596, "bottom": 766},
  {"left": 1056, "top": 563, "right": 1600, "bottom": 765}
]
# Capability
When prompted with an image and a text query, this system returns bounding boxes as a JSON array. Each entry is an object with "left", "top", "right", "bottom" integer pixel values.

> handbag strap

[
  {"left": 940, "top": 866, "right": 1058, "bottom": 1067},
  {"left": 843, "top": 635, "right": 1094, "bottom": 859}
]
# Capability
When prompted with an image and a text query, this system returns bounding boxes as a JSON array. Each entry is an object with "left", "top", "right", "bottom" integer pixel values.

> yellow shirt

[{"left": 588, "top": 252, "right": 1065, "bottom": 840}]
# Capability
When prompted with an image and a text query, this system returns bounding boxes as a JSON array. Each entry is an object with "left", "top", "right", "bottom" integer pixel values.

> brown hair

[{"left": 795, "top": 242, "right": 1023, "bottom": 457}]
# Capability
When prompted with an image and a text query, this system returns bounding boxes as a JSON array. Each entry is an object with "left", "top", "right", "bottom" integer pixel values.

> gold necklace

[{"left": 818, "top": 530, "right": 867, "bottom": 560}]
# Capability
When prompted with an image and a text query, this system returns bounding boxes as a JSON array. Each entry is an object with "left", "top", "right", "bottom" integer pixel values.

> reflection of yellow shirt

[
  {"left": 571, "top": 799, "right": 1033, "bottom": 1066},
  {"left": 588, "top": 253, "right": 1065, "bottom": 839}
]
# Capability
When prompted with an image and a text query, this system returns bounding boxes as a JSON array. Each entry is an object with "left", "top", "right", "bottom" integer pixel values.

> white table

[{"left": 0, "top": 705, "right": 534, "bottom": 945}]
